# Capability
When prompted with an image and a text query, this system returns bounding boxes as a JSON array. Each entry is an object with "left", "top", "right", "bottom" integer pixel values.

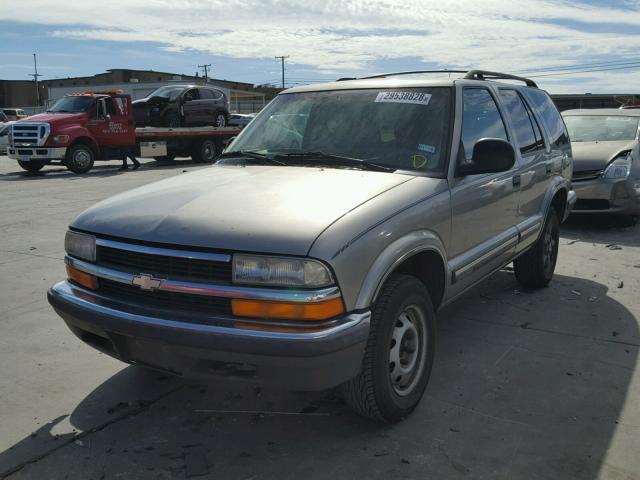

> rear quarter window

[{"left": 526, "top": 89, "right": 569, "bottom": 147}]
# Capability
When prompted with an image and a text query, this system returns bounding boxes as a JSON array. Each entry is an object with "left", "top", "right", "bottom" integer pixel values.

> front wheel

[
  {"left": 214, "top": 112, "right": 228, "bottom": 127},
  {"left": 514, "top": 208, "right": 560, "bottom": 288},
  {"left": 18, "top": 160, "right": 46, "bottom": 172},
  {"left": 341, "top": 274, "right": 436, "bottom": 422},
  {"left": 65, "top": 145, "right": 94, "bottom": 174}
]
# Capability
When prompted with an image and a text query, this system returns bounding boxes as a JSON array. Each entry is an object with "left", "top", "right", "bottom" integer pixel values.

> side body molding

[{"left": 354, "top": 230, "right": 449, "bottom": 310}]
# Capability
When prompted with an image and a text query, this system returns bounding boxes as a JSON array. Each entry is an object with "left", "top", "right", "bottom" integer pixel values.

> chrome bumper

[{"left": 8, "top": 146, "right": 66, "bottom": 161}]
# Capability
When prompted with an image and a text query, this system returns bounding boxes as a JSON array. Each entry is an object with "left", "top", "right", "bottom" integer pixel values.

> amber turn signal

[
  {"left": 66, "top": 264, "right": 99, "bottom": 290},
  {"left": 231, "top": 297, "right": 344, "bottom": 321}
]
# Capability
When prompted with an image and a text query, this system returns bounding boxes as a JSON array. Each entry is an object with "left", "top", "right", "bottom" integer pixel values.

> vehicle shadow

[
  {"left": 1, "top": 273, "right": 638, "bottom": 479},
  {"left": 0, "top": 158, "right": 206, "bottom": 181},
  {"left": 562, "top": 214, "right": 640, "bottom": 248}
]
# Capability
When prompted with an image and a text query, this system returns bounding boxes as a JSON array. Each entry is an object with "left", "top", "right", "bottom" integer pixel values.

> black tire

[
  {"left": 18, "top": 160, "right": 46, "bottom": 172},
  {"left": 164, "top": 111, "right": 181, "bottom": 128},
  {"left": 214, "top": 111, "right": 228, "bottom": 127},
  {"left": 514, "top": 208, "right": 560, "bottom": 289},
  {"left": 341, "top": 274, "right": 436, "bottom": 422},
  {"left": 65, "top": 145, "right": 94, "bottom": 174},
  {"left": 153, "top": 154, "right": 176, "bottom": 163},
  {"left": 191, "top": 139, "right": 217, "bottom": 163}
]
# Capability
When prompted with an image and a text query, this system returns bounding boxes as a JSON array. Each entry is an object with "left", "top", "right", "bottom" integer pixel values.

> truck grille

[
  {"left": 96, "top": 244, "right": 232, "bottom": 283},
  {"left": 99, "top": 278, "right": 232, "bottom": 318},
  {"left": 11, "top": 123, "right": 50, "bottom": 146}
]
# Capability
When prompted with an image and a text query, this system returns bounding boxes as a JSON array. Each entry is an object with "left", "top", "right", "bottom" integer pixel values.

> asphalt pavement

[{"left": 1, "top": 157, "right": 639, "bottom": 479}]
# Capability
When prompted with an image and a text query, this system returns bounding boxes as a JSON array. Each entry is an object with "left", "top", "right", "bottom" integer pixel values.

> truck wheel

[
  {"left": 18, "top": 160, "right": 46, "bottom": 172},
  {"left": 65, "top": 145, "right": 95, "bottom": 174},
  {"left": 214, "top": 112, "right": 227, "bottom": 127},
  {"left": 164, "top": 112, "right": 181, "bottom": 128},
  {"left": 191, "top": 139, "right": 217, "bottom": 163},
  {"left": 514, "top": 208, "right": 559, "bottom": 289},
  {"left": 341, "top": 274, "right": 436, "bottom": 422}
]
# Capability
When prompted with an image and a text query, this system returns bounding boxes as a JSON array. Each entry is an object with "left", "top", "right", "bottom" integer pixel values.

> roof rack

[
  {"left": 464, "top": 70, "right": 538, "bottom": 88},
  {"left": 361, "top": 70, "right": 468, "bottom": 80}
]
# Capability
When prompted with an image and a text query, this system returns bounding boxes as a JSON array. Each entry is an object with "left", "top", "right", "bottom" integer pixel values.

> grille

[
  {"left": 96, "top": 245, "right": 232, "bottom": 283},
  {"left": 574, "top": 199, "right": 610, "bottom": 210},
  {"left": 572, "top": 169, "right": 602, "bottom": 182},
  {"left": 12, "top": 123, "right": 49, "bottom": 146},
  {"left": 99, "top": 278, "right": 232, "bottom": 317}
]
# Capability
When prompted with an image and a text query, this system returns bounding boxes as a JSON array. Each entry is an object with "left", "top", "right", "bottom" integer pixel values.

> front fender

[
  {"left": 50, "top": 125, "right": 97, "bottom": 150},
  {"left": 354, "top": 230, "right": 449, "bottom": 310}
]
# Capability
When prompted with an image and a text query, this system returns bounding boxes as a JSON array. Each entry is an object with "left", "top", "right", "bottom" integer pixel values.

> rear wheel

[
  {"left": 65, "top": 145, "right": 94, "bottom": 174},
  {"left": 514, "top": 208, "right": 560, "bottom": 288},
  {"left": 214, "top": 111, "right": 228, "bottom": 127},
  {"left": 18, "top": 160, "right": 46, "bottom": 172},
  {"left": 191, "top": 139, "right": 217, "bottom": 163},
  {"left": 341, "top": 274, "right": 436, "bottom": 422}
]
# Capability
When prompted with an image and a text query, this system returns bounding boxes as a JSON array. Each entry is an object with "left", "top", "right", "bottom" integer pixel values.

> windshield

[
  {"left": 231, "top": 87, "right": 453, "bottom": 174},
  {"left": 146, "top": 86, "right": 185, "bottom": 101},
  {"left": 564, "top": 115, "right": 639, "bottom": 142},
  {"left": 48, "top": 96, "right": 95, "bottom": 113}
]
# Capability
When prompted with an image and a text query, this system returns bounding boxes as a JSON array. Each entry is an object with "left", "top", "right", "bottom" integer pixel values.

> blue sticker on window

[{"left": 418, "top": 144, "right": 436, "bottom": 154}]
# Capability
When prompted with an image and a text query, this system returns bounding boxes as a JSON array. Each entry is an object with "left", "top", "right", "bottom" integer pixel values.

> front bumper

[
  {"left": 572, "top": 177, "right": 640, "bottom": 215},
  {"left": 48, "top": 281, "right": 370, "bottom": 390},
  {"left": 8, "top": 146, "right": 66, "bottom": 162}
]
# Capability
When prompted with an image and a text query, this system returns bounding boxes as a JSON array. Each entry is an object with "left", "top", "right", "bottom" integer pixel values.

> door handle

[{"left": 512, "top": 175, "right": 521, "bottom": 188}]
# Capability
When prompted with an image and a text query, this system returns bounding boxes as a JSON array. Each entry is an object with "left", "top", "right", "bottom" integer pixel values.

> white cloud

[{"left": 2, "top": 0, "right": 640, "bottom": 92}]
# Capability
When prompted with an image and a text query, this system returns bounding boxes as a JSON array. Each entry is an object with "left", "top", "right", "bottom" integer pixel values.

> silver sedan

[{"left": 563, "top": 108, "right": 640, "bottom": 225}]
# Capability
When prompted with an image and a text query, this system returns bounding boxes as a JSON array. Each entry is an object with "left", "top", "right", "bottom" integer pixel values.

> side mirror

[{"left": 457, "top": 138, "right": 515, "bottom": 176}]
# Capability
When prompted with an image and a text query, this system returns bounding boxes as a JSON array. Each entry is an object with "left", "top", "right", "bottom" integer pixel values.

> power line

[
  {"left": 274, "top": 56, "right": 289, "bottom": 89},
  {"left": 29, "top": 53, "right": 41, "bottom": 106},
  {"left": 515, "top": 58, "right": 640, "bottom": 75},
  {"left": 528, "top": 62, "right": 640, "bottom": 78},
  {"left": 198, "top": 63, "right": 211, "bottom": 83}
]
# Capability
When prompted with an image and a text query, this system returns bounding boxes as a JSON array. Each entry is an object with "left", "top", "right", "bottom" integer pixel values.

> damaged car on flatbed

[{"left": 48, "top": 70, "right": 575, "bottom": 422}]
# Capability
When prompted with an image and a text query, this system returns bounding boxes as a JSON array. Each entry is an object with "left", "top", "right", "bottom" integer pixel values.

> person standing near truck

[{"left": 119, "top": 145, "right": 140, "bottom": 171}]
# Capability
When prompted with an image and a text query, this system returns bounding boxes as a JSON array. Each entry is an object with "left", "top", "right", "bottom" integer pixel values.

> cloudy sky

[{"left": 1, "top": 0, "right": 639, "bottom": 93}]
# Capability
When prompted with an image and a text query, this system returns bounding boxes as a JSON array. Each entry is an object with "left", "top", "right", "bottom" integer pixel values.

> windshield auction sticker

[{"left": 375, "top": 91, "right": 432, "bottom": 105}]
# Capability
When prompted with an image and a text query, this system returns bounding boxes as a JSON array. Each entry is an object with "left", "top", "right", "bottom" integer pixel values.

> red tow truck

[{"left": 7, "top": 91, "right": 240, "bottom": 173}]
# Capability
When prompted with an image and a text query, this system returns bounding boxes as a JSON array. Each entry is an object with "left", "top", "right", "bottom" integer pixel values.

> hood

[
  {"left": 72, "top": 165, "right": 414, "bottom": 255},
  {"left": 571, "top": 140, "right": 637, "bottom": 172},
  {"left": 20, "top": 112, "right": 86, "bottom": 126},
  {"left": 132, "top": 96, "right": 168, "bottom": 107}
]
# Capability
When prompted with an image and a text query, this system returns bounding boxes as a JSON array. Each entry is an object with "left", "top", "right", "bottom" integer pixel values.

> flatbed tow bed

[{"left": 136, "top": 126, "right": 241, "bottom": 163}]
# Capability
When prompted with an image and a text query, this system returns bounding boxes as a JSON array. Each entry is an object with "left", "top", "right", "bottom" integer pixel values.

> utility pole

[
  {"left": 29, "top": 53, "right": 42, "bottom": 106},
  {"left": 198, "top": 63, "right": 211, "bottom": 84},
  {"left": 275, "top": 55, "right": 289, "bottom": 89}
]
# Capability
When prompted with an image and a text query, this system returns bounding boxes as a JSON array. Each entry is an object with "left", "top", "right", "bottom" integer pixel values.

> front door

[
  {"left": 448, "top": 87, "right": 521, "bottom": 297},
  {"left": 88, "top": 96, "right": 136, "bottom": 149}
]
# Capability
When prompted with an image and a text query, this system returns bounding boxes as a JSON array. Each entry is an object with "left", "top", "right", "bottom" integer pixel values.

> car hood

[
  {"left": 571, "top": 140, "right": 637, "bottom": 172},
  {"left": 72, "top": 165, "right": 414, "bottom": 255},
  {"left": 20, "top": 112, "right": 86, "bottom": 125}
]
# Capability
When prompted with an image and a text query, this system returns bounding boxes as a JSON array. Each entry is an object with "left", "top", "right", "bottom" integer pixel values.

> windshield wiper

[
  {"left": 272, "top": 151, "right": 396, "bottom": 172},
  {"left": 217, "top": 150, "right": 287, "bottom": 166}
]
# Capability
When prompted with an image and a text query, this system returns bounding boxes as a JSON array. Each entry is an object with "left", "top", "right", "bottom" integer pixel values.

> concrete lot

[{"left": 0, "top": 156, "right": 639, "bottom": 480}]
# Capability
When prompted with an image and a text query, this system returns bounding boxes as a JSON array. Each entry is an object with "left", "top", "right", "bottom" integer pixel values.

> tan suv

[{"left": 49, "top": 70, "right": 575, "bottom": 422}]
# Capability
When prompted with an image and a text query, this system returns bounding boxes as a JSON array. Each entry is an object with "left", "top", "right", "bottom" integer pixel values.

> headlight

[
  {"left": 53, "top": 134, "right": 69, "bottom": 144},
  {"left": 603, "top": 152, "right": 632, "bottom": 179},
  {"left": 64, "top": 230, "right": 96, "bottom": 262},
  {"left": 233, "top": 254, "right": 333, "bottom": 287}
]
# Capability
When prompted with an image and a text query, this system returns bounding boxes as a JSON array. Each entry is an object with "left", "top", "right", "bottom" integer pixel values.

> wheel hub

[
  {"left": 74, "top": 150, "right": 90, "bottom": 167},
  {"left": 389, "top": 305, "right": 426, "bottom": 396}
]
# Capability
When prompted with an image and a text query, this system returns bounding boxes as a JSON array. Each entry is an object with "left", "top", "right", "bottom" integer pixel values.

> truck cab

[{"left": 8, "top": 91, "right": 135, "bottom": 173}]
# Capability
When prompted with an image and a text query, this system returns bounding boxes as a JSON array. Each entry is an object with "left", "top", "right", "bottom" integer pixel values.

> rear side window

[
  {"left": 526, "top": 89, "right": 569, "bottom": 147},
  {"left": 199, "top": 89, "right": 214, "bottom": 99},
  {"left": 498, "top": 89, "right": 544, "bottom": 154},
  {"left": 460, "top": 88, "right": 509, "bottom": 161}
]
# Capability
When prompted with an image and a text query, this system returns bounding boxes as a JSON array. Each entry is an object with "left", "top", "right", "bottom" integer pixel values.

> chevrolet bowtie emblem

[{"left": 132, "top": 273, "right": 164, "bottom": 291}]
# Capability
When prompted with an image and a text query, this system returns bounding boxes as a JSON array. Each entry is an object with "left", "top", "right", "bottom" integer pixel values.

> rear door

[
  {"left": 181, "top": 88, "right": 200, "bottom": 125},
  {"left": 497, "top": 88, "right": 548, "bottom": 251},
  {"left": 448, "top": 86, "right": 521, "bottom": 295},
  {"left": 198, "top": 88, "right": 216, "bottom": 123}
]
